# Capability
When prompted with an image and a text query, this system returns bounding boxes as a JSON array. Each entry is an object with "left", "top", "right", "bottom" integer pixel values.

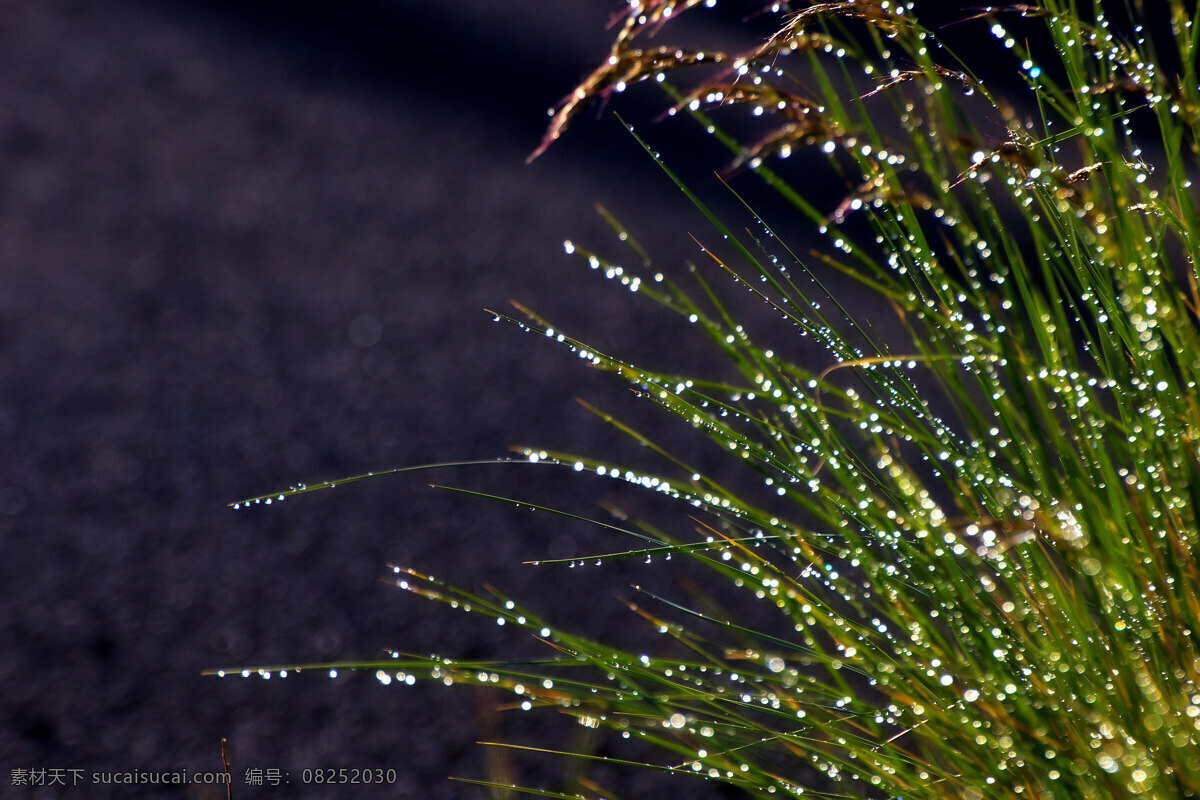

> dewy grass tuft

[{"left": 222, "top": 2, "right": 1200, "bottom": 797}]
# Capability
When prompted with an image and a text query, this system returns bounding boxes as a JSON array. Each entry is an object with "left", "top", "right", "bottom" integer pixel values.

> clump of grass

[{"left": 223, "top": 1, "right": 1200, "bottom": 797}]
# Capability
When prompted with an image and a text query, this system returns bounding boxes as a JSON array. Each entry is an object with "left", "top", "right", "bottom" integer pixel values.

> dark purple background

[
  {"left": 1, "top": 2, "right": 1166, "bottom": 797},
  {"left": 9, "top": 0, "right": 1048, "bottom": 794},
  {"left": 0, "top": 2, "right": 804, "bottom": 798}
]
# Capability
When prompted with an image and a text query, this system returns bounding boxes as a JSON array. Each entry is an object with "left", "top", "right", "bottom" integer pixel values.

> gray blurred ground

[{"left": 0, "top": 1, "right": 787, "bottom": 798}]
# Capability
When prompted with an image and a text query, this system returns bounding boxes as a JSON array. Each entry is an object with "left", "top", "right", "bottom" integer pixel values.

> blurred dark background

[
  {"left": 0, "top": 1, "right": 789, "bottom": 798},
  {"left": 1, "top": 1, "right": 1046, "bottom": 797}
]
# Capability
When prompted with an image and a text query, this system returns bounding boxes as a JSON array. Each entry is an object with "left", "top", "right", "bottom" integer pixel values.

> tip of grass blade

[{"left": 227, "top": 458, "right": 562, "bottom": 509}]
